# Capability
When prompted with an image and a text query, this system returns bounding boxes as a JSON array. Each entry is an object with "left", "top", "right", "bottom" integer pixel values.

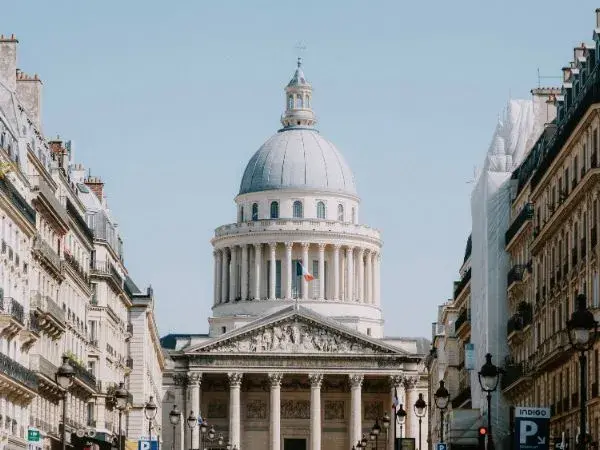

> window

[
  {"left": 252, "top": 203, "right": 259, "bottom": 221},
  {"left": 306, "top": 96, "right": 311, "bottom": 108},
  {"left": 293, "top": 200, "right": 303, "bottom": 218},
  {"left": 238, "top": 206, "right": 244, "bottom": 222},
  {"left": 221, "top": 326, "right": 227, "bottom": 334},
  {"left": 351, "top": 207, "right": 356, "bottom": 223},
  {"left": 316, "top": 201, "right": 326, "bottom": 219},
  {"left": 288, "top": 95, "right": 293, "bottom": 110},
  {"left": 296, "top": 95, "right": 303, "bottom": 109},
  {"left": 367, "top": 328, "right": 372, "bottom": 336},
  {"left": 337, "top": 204, "right": 344, "bottom": 222},
  {"left": 270, "top": 201, "right": 279, "bottom": 219}
]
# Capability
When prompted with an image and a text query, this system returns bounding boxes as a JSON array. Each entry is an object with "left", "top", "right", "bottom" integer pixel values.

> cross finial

[{"left": 297, "top": 56, "right": 302, "bottom": 68}]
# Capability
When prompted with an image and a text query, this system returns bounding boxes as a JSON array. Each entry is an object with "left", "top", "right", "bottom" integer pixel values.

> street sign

[
  {"left": 28, "top": 429, "right": 40, "bottom": 442},
  {"left": 395, "top": 438, "right": 416, "bottom": 450},
  {"left": 436, "top": 443, "right": 448, "bottom": 450},
  {"left": 514, "top": 407, "right": 551, "bottom": 450},
  {"left": 138, "top": 440, "right": 159, "bottom": 450}
]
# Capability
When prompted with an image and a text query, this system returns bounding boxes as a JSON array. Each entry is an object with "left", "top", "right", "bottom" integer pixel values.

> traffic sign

[
  {"left": 437, "top": 442, "right": 448, "bottom": 450},
  {"left": 514, "top": 407, "right": 551, "bottom": 450},
  {"left": 28, "top": 429, "right": 40, "bottom": 442},
  {"left": 138, "top": 440, "right": 159, "bottom": 450}
]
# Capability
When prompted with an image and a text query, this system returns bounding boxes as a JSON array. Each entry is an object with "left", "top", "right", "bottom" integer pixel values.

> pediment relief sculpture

[{"left": 197, "top": 319, "right": 395, "bottom": 355}]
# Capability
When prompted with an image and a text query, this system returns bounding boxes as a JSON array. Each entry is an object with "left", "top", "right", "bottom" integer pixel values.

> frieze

[
  {"left": 246, "top": 400, "right": 267, "bottom": 419},
  {"left": 207, "top": 400, "right": 227, "bottom": 419},
  {"left": 189, "top": 355, "right": 405, "bottom": 370},
  {"left": 199, "top": 318, "right": 394, "bottom": 355},
  {"left": 281, "top": 400, "right": 310, "bottom": 419},
  {"left": 364, "top": 401, "right": 384, "bottom": 420},
  {"left": 324, "top": 401, "right": 344, "bottom": 420}
]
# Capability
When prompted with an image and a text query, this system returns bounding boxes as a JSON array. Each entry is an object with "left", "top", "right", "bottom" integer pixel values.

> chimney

[
  {"left": 84, "top": 176, "right": 104, "bottom": 201},
  {"left": 562, "top": 66, "right": 571, "bottom": 83},
  {"left": 48, "top": 137, "right": 64, "bottom": 155},
  {"left": 596, "top": 8, "right": 600, "bottom": 28},
  {"left": 0, "top": 34, "right": 18, "bottom": 92},
  {"left": 16, "top": 70, "right": 43, "bottom": 129}
]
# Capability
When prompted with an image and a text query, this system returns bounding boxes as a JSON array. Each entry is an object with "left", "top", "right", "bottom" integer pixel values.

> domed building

[{"left": 160, "top": 60, "right": 428, "bottom": 450}]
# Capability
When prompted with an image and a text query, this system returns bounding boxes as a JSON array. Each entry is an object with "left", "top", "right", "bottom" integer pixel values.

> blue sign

[
  {"left": 514, "top": 407, "right": 550, "bottom": 450},
  {"left": 436, "top": 443, "right": 448, "bottom": 450},
  {"left": 465, "top": 344, "right": 475, "bottom": 370},
  {"left": 138, "top": 440, "right": 159, "bottom": 450}
]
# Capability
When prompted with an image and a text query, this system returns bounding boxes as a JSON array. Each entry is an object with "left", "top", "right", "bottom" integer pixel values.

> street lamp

[
  {"left": 382, "top": 412, "right": 391, "bottom": 448},
  {"left": 186, "top": 412, "right": 196, "bottom": 450},
  {"left": 361, "top": 434, "right": 368, "bottom": 448},
  {"left": 144, "top": 396, "right": 158, "bottom": 442},
  {"left": 567, "top": 294, "right": 598, "bottom": 450},
  {"left": 397, "top": 404, "right": 407, "bottom": 438},
  {"left": 414, "top": 393, "right": 427, "bottom": 450},
  {"left": 169, "top": 405, "right": 181, "bottom": 450},
  {"left": 371, "top": 419, "right": 381, "bottom": 449},
  {"left": 115, "top": 382, "right": 130, "bottom": 450},
  {"left": 478, "top": 353, "right": 504, "bottom": 450},
  {"left": 434, "top": 380, "right": 450, "bottom": 444},
  {"left": 56, "top": 356, "right": 74, "bottom": 450}
]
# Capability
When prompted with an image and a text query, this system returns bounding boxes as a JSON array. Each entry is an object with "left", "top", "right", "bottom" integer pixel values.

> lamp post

[
  {"left": 397, "top": 404, "right": 407, "bottom": 439},
  {"left": 56, "top": 356, "right": 75, "bottom": 450},
  {"left": 186, "top": 412, "right": 196, "bottom": 450},
  {"left": 361, "top": 434, "right": 368, "bottom": 449},
  {"left": 371, "top": 419, "right": 381, "bottom": 450},
  {"left": 478, "top": 353, "right": 504, "bottom": 450},
  {"left": 169, "top": 405, "right": 181, "bottom": 450},
  {"left": 144, "top": 396, "right": 158, "bottom": 442},
  {"left": 382, "top": 412, "right": 391, "bottom": 448},
  {"left": 434, "top": 381, "right": 450, "bottom": 444},
  {"left": 567, "top": 294, "right": 598, "bottom": 450},
  {"left": 114, "top": 382, "right": 130, "bottom": 450},
  {"left": 414, "top": 393, "right": 427, "bottom": 450}
]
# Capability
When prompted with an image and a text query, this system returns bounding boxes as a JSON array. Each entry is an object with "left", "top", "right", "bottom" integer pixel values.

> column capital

[
  {"left": 187, "top": 372, "right": 202, "bottom": 386},
  {"left": 253, "top": 243, "right": 262, "bottom": 251},
  {"left": 402, "top": 375, "right": 419, "bottom": 390},
  {"left": 317, "top": 243, "right": 327, "bottom": 251},
  {"left": 228, "top": 372, "right": 243, "bottom": 387},
  {"left": 173, "top": 373, "right": 188, "bottom": 386},
  {"left": 284, "top": 241, "right": 294, "bottom": 249},
  {"left": 348, "top": 374, "right": 364, "bottom": 388},
  {"left": 357, "top": 247, "right": 365, "bottom": 256},
  {"left": 346, "top": 245, "right": 355, "bottom": 252},
  {"left": 269, "top": 242, "right": 278, "bottom": 250},
  {"left": 301, "top": 242, "right": 311, "bottom": 249},
  {"left": 333, "top": 244, "right": 342, "bottom": 251},
  {"left": 308, "top": 373, "right": 323, "bottom": 388},
  {"left": 389, "top": 374, "right": 404, "bottom": 388},
  {"left": 268, "top": 372, "right": 284, "bottom": 387}
]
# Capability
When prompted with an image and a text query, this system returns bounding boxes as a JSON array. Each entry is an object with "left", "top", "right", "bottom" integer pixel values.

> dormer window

[
  {"left": 252, "top": 203, "right": 259, "bottom": 221},
  {"left": 270, "top": 201, "right": 279, "bottom": 219},
  {"left": 293, "top": 201, "right": 303, "bottom": 218}
]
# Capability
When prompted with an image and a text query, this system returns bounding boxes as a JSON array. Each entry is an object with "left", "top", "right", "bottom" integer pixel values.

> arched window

[
  {"left": 288, "top": 95, "right": 293, "bottom": 110},
  {"left": 337, "top": 204, "right": 344, "bottom": 222},
  {"left": 296, "top": 95, "right": 303, "bottom": 109},
  {"left": 351, "top": 207, "right": 356, "bottom": 223},
  {"left": 252, "top": 203, "right": 259, "bottom": 221},
  {"left": 293, "top": 200, "right": 303, "bottom": 218},
  {"left": 317, "top": 201, "right": 326, "bottom": 219},
  {"left": 270, "top": 201, "right": 279, "bottom": 219}
]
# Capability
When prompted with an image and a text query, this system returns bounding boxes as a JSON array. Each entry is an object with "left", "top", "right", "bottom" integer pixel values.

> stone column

[
  {"left": 376, "top": 252, "right": 382, "bottom": 305},
  {"left": 213, "top": 250, "right": 219, "bottom": 305},
  {"left": 349, "top": 374, "right": 363, "bottom": 447},
  {"left": 173, "top": 375, "right": 187, "bottom": 450},
  {"left": 346, "top": 246, "right": 355, "bottom": 302},
  {"left": 357, "top": 248, "right": 365, "bottom": 303},
  {"left": 389, "top": 375, "right": 405, "bottom": 450},
  {"left": 318, "top": 244, "right": 326, "bottom": 300},
  {"left": 285, "top": 242, "right": 293, "bottom": 299},
  {"left": 241, "top": 244, "right": 248, "bottom": 301},
  {"left": 269, "top": 242, "right": 277, "bottom": 300},
  {"left": 254, "top": 244, "right": 262, "bottom": 300},
  {"left": 365, "top": 250, "right": 372, "bottom": 305},
  {"left": 301, "top": 242, "right": 310, "bottom": 300},
  {"left": 215, "top": 250, "right": 222, "bottom": 305},
  {"left": 221, "top": 248, "right": 229, "bottom": 303},
  {"left": 333, "top": 244, "right": 341, "bottom": 301},
  {"left": 403, "top": 376, "right": 418, "bottom": 445},
  {"left": 187, "top": 373, "right": 202, "bottom": 450},
  {"left": 268, "top": 373, "right": 283, "bottom": 450},
  {"left": 309, "top": 373, "right": 323, "bottom": 450},
  {"left": 228, "top": 372, "right": 243, "bottom": 449},
  {"left": 229, "top": 246, "right": 238, "bottom": 302}
]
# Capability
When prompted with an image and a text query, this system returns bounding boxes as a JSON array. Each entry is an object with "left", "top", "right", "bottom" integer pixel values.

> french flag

[{"left": 297, "top": 261, "right": 315, "bottom": 281}]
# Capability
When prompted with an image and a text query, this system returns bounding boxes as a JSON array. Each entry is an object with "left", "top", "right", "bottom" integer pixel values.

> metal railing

[
  {"left": 29, "top": 354, "right": 58, "bottom": 381},
  {"left": 31, "top": 175, "right": 69, "bottom": 224},
  {"left": 30, "top": 291, "right": 65, "bottom": 324},
  {"left": 507, "top": 264, "right": 526, "bottom": 286},
  {"left": 91, "top": 260, "right": 123, "bottom": 288},
  {"left": 63, "top": 252, "right": 89, "bottom": 283},
  {"left": 505, "top": 203, "right": 534, "bottom": 245},
  {"left": 455, "top": 307, "right": 470, "bottom": 331},
  {"left": 453, "top": 268, "right": 471, "bottom": 300},
  {"left": 33, "top": 235, "right": 61, "bottom": 271},
  {"left": 0, "top": 297, "right": 24, "bottom": 324},
  {"left": 0, "top": 177, "right": 35, "bottom": 225},
  {"left": 64, "top": 354, "right": 97, "bottom": 391},
  {"left": 0, "top": 351, "right": 38, "bottom": 390}
]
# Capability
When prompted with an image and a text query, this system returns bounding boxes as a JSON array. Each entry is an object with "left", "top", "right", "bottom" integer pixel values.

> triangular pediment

[{"left": 185, "top": 306, "right": 406, "bottom": 356}]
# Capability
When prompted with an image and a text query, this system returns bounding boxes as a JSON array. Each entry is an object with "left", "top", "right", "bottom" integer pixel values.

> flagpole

[{"left": 394, "top": 387, "right": 398, "bottom": 450}]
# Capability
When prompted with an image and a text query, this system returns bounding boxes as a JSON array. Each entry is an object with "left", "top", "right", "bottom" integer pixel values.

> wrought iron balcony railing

[
  {"left": 0, "top": 297, "right": 24, "bottom": 324},
  {"left": 505, "top": 203, "right": 534, "bottom": 245},
  {"left": 33, "top": 235, "right": 61, "bottom": 273},
  {"left": 0, "top": 351, "right": 38, "bottom": 391},
  {"left": 453, "top": 268, "right": 471, "bottom": 300},
  {"left": 507, "top": 264, "right": 526, "bottom": 286}
]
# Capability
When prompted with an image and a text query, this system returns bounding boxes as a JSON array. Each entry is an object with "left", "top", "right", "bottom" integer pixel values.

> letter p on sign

[{"left": 520, "top": 420, "right": 539, "bottom": 444}]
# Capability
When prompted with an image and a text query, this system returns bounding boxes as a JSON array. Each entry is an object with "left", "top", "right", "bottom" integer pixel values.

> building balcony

[
  {"left": 30, "top": 291, "right": 66, "bottom": 338},
  {"left": 454, "top": 307, "right": 471, "bottom": 337},
  {"left": 507, "top": 264, "right": 526, "bottom": 290},
  {"left": 28, "top": 353, "right": 62, "bottom": 401},
  {"left": 91, "top": 260, "right": 123, "bottom": 291},
  {"left": 18, "top": 312, "right": 41, "bottom": 351},
  {"left": 505, "top": 203, "right": 534, "bottom": 248},
  {"left": 0, "top": 352, "right": 38, "bottom": 404},
  {"left": 32, "top": 234, "right": 63, "bottom": 279},
  {"left": 0, "top": 177, "right": 36, "bottom": 227},
  {"left": 63, "top": 353, "right": 97, "bottom": 395},
  {"left": 530, "top": 331, "right": 570, "bottom": 371},
  {"left": 453, "top": 268, "right": 471, "bottom": 300},
  {"left": 0, "top": 297, "right": 25, "bottom": 338},
  {"left": 501, "top": 360, "right": 533, "bottom": 397},
  {"left": 31, "top": 175, "right": 69, "bottom": 231},
  {"left": 63, "top": 252, "right": 89, "bottom": 286}
]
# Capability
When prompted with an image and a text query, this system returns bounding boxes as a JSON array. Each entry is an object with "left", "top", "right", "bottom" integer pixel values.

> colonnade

[
  {"left": 213, "top": 242, "right": 381, "bottom": 305},
  {"left": 177, "top": 372, "right": 417, "bottom": 450}
]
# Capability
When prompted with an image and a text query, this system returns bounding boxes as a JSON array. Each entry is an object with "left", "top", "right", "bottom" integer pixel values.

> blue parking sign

[
  {"left": 514, "top": 407, "right": 551, "bottom": 450},
  {"left": 138, "top": 440, "right": 158, "bottom": 450},
  {"left": 437, "top": 443, "right": 448, "bottom": 450}
]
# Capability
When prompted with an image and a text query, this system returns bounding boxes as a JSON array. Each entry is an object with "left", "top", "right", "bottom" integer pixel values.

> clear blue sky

[{"left": 3, "top": 1, "right": 598, "bottom": 339}]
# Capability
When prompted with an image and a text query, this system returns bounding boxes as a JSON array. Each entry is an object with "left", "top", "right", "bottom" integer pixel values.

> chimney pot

[{"left": 596, "top": 8, "right": 600, "bottom": 28}]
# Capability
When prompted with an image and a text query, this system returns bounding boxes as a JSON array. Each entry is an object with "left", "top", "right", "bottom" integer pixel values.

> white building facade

[{"left": 161, "top": 61, "right": 429, "bottom": 450}]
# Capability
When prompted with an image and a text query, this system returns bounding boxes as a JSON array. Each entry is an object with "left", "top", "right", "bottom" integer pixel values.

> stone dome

[{"left": 238, "top": 128, "right": 357, "bottom": 196}]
